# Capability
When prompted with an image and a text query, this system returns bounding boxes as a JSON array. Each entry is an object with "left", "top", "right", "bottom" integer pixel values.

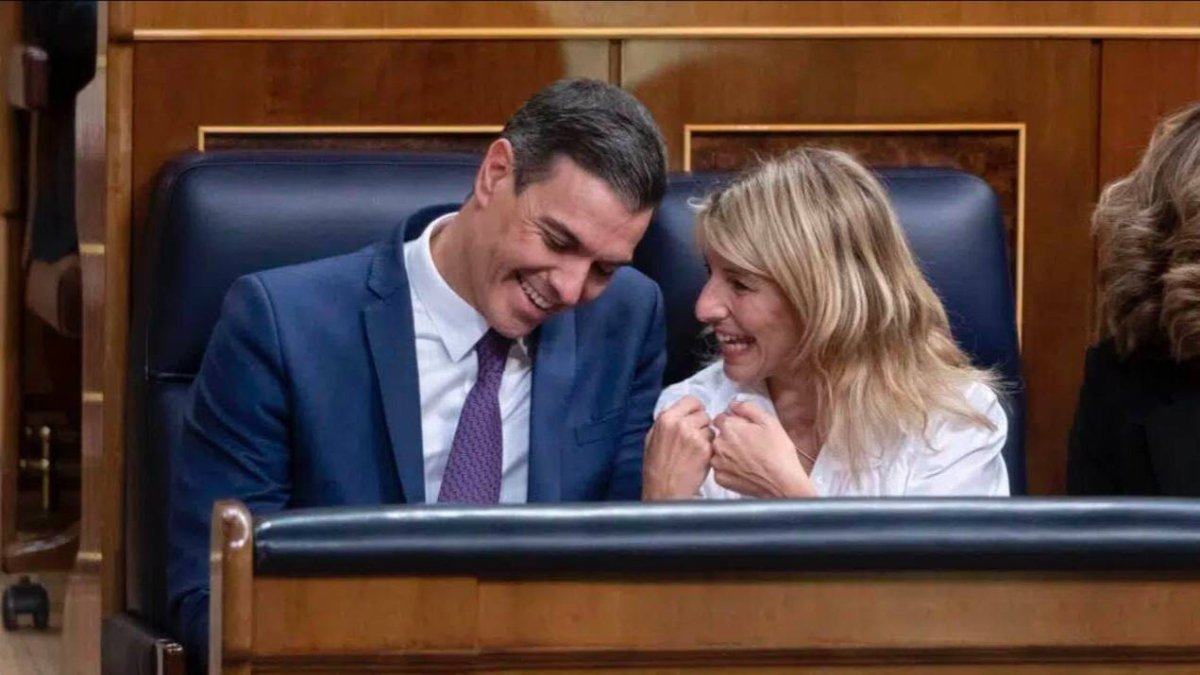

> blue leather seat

[{"left": 636, "top": 170, "right": 1026, "bottom": 494}]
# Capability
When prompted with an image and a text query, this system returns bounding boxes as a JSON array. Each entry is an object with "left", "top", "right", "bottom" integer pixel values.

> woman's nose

[{"left": 695, "top": 280, "right": 727, "bottom": 323}]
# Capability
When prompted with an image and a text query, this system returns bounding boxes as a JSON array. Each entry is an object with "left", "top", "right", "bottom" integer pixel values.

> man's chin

[
  {"left": 489, "top": 308, "right": 542, "bottom": 339},
  {"left": 489, "top": 321, "right": 529, "bottom": 340},
  {"left": 493, "top": 290, "right": 555, "bottom": 336}
]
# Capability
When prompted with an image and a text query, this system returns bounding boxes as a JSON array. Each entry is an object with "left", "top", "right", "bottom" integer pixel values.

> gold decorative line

[
  {"left": 82, "top": 391, "right": 104, "bottom": 404},
  {"left": 197, "top": 125, "right": 502, "bottom": 151},
  {"left": 684, "top": 122, "right": 1026, "bottom": 346},
  {"left": 79, "top": 242, "right": 106, "bottom": 256},
  {"left": 75, "top": 551, "right": 102, "bottom": 564},
  {"left": 129, "top": 26, "right": 1200, "bottom": 42}
]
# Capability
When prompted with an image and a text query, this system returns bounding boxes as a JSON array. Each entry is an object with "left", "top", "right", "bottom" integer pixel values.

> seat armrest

[{"left": 102, "top": 612, "right": 186, "bottom": 675}]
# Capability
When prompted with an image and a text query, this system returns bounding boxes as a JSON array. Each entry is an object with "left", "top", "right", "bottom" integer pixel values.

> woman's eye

[{"left": 731, "top": 278, "right": 752, "bottom": 292}]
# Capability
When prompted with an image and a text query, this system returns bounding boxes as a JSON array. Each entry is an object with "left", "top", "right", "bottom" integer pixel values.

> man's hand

[
  {"left": 642, "top": 396, "right": 714, "bottom": 500},
  {"left": 711, "top": 401, "right": 818, "bottom": 498}
]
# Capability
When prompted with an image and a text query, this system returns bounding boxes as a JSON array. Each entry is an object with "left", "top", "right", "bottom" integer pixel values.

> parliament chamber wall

[{"left": 57, "top": 2, "right": 1200, "bottom": 672}]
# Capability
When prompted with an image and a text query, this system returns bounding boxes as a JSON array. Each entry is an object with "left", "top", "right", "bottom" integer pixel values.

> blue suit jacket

[{"left": 167, "top": 205, "right": 666, "bottom": 665}]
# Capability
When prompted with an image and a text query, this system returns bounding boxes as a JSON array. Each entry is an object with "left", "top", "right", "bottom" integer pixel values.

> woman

[
  {"left": 1067, "top": 104, "right": 1200, "bottom": 496},
  {"left": 642, "top": 148, "right": 1009, "bottom": 500}
]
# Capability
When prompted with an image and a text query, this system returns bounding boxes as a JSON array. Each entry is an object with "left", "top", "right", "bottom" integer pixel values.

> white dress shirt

[
  {"left": 654, "top": 361, "right": 1010, "bottom": 498},
  {"left": 404, "top": 212, "right": 532, "bottom": 503}
]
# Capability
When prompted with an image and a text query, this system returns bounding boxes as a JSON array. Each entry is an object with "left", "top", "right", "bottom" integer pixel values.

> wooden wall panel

[
  {"left": 0, "top": 0, "right": 17, "bottom": 211},
  {"left": 477, "top": 575, "right": 1200, "bottom": 651},
  {"left": 102, "top": 36, "right": 133, "bottom": 625},
  {"left": 61, "top": 43, "right": 108, "bottom": 675},
  {"left": 1099, "top": 42, "right": 1200, "bottom": 188},
  {"left": 252, "top": 577, "right": 478, "bottom": 654},
  {"left": 129, "top": 40, "right": 606, "bottom": 244},
  {"left": 626, "top": 40, "right": 1098, "bottom": 494},
  {"left": 264, "top": 666, "right": 1200, "bottom": 675},
  {"left": 69, "top": 1, "right": 1200, "bottom": 672},
  {"left": 234, "top": 571, "right": 1200, "bottom": 671},
  {"left": 0, "top": 0, "right": 22, "bottom": 566},
  {"left": 119, "top": 1, "right": 1200, "bottom": 33}
]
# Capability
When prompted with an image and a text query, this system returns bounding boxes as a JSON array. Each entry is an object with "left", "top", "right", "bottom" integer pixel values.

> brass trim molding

[
  {"left": 684, "top": 123, "right": 1027, "bottom": 345},
  {"left": 79, "top": 242, "right": 106, "bottom": 256},
  {"left": 129, "top": 26, "right": 1200, "bottom": 42},
  {"left": 197, "top": 125, "right": 503, "bottom": 151},
  {"left": 82, "top": 391, "right": 104, "bottom": 404}
]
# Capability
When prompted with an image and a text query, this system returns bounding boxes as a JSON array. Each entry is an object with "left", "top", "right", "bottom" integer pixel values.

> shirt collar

[{"left": 406, "top": 211, "right": 530, "bottom": 363}]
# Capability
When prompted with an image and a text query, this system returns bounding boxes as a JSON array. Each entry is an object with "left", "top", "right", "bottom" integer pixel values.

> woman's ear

[{"left": 474, "top": 138, "right": 515, "bottom": 209}]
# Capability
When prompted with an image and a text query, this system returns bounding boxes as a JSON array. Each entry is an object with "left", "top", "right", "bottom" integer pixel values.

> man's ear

[{"left": 474, "top": 138, "right": 515, "bottom": 209}]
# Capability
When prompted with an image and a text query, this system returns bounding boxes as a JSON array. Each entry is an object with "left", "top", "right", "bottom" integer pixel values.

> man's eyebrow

[{"left": 539, "top": 216, "right": 632, "bottom": 266}]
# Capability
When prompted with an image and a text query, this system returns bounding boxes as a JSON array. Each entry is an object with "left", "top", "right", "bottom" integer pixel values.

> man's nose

[{"left": 550, "top": 260, "right": 590, "bottom": 307}]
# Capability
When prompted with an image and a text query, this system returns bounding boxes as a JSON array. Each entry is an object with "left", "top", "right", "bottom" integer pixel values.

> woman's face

[{"left": 695, "top": 248, "right": 802, "bottom": 385}]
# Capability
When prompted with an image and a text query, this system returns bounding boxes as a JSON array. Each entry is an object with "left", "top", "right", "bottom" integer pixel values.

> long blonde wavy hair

[
  {"left": 1094, "top": 103, "right": 1200, "bottom": 362},
  {"left": 696, "top": 148, "right": 997, "bottom": 467}
]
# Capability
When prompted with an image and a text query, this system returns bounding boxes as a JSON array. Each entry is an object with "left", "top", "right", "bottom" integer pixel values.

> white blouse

[{"left": 653, "top": 361, "right": 1010, "bottom": 498}]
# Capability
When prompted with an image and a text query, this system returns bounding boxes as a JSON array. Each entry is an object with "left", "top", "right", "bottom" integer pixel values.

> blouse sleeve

[{"left": 903, "top": 383, "right": 1011, "bottom": 497}]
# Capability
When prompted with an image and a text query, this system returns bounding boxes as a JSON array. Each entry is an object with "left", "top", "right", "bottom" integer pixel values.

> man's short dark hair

[{"left": 501, "top": 78, "right": 668, "bottom": 212}]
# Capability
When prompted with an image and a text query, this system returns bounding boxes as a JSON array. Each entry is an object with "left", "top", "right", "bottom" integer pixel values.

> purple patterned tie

[{"left": 438, "top": 329, "right": 511, "bottom": 504}]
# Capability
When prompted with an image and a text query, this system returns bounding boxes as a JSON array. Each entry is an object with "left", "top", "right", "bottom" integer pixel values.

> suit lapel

[
  {"left": 527, "top": 311, "right": 577, "bottom": 502},
  {"left": 364, "top": 297, "right": 425, "bottom": 504},
  {"left": 363, "top": 205, "right": 458, "bottom": 504}
]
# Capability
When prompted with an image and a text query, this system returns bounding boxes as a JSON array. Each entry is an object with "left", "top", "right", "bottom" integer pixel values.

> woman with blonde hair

[
  {"left": 1068, "top": 104, "right": 1200, "bottom": 496},
  {"left": 642, "top": 148, "right": 1009, "bottom": 499}
]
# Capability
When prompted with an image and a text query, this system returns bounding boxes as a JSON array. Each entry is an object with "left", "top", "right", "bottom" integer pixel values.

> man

[{"left": 168, "top": 78, "right": 668, "bottom": 667}]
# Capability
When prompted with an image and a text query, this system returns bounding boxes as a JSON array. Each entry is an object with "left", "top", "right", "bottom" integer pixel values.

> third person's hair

[{"left": 1093, "top": 103, "right": 1200, "bottom": 362}]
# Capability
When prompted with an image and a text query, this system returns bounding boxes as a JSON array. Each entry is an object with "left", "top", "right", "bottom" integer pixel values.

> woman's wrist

[
  {"left": 643, "top": 474, "right": 700, "bottom": 500},
  {"left": 777, "top": 466, "right": 818, "bottom": 498}
]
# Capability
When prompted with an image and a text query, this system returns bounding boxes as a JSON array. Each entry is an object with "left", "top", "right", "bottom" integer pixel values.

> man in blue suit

[{"left": 168, "top": 79, "right": 668, "bottom": 669}]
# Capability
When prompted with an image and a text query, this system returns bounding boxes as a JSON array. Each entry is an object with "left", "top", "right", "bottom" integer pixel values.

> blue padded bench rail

[{"left": 254, "top": 499, "right": 1200, "bottom": 576}]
